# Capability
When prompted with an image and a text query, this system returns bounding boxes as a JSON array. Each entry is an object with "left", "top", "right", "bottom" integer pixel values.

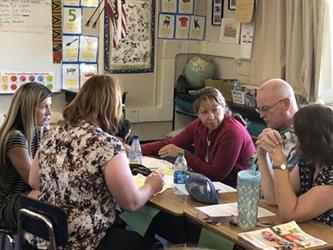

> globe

[{"left": 184, "top": 56, "right": 217, "bottom": 88}]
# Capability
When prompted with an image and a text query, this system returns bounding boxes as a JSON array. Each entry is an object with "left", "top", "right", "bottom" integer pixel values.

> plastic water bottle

[
  {"left": 44, "top": 118, "right": 50, "bottom": 130},
  {"left": 129, "top": 134, "right": 142, "bottom": 164},
  {"left": 173, "top": 151, "right": 188, "bottom": 195}
]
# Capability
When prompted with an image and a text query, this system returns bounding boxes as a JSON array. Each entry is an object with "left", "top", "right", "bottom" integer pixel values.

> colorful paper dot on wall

[
  {"left": 20, "top": 75, "right": 26, "bottom": 82},
  {"left": 11, "top": 75, "right": 17, "bottom": 82},
  {"left": 37, "top": 75, "right": 44, "bottom": 82},
  {"left": 1, "top": 84, "right": 8, "bottom": 91},
  {"left": 10, "top": 84, "right": 17, "bottom": 91},
  {"left": 2, "top": 75, "right": 9, "bottom": 82},
  {"left": 46, "top": 75, "right": 53, "bottom": 82},
  {"left": 29, "top": 75, "right": 35, "bottom": 81},
  {"left": 47, "top": 84, "right": 53, "bottom": 90}
]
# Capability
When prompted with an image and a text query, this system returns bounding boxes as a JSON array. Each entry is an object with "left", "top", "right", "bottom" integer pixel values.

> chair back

[
  {"left": 17, "top": 195, "right": 68, "bottom": 250},
  {"left": 0, "top": 229, "right": 15, "bottom": 250}
]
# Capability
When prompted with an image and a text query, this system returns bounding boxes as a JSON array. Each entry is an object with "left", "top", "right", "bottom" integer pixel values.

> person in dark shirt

[
  {"left": 142, "top": 87, "right": 255, "bottom": 187},
  {"left": 0, "top": 82, "right": 52, "bottom": 231}
]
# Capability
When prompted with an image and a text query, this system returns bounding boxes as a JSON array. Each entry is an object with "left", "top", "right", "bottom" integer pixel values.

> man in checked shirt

[{"left": 255, "top": 79, "right": 299, "bottom": 203}]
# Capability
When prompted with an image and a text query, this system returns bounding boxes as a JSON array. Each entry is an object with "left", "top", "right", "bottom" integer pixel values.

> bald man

[{"left": 255, "top": 79, "right": 299, "bottom": 203}]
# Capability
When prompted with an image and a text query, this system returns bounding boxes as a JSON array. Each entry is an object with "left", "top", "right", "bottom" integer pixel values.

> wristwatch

[{"left": 272, "top": 164, "right": 287, "bottom": 171}]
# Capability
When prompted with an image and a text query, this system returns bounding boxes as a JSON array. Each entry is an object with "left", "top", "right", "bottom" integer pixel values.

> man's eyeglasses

[{"left": 256, "top": 98, "right": 288, "bottom": 114}]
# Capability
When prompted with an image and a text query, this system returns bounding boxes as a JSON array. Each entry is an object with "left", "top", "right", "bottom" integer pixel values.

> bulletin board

[{"left": 0, "top": 0, "right": 61, "bottom": 93}]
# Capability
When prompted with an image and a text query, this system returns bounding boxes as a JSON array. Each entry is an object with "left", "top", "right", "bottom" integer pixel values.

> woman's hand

[
  {"left": 158, "top": 144, "right": 184, "bottom": 158},
  {"left": 144, "top": 172, "right": 164, "bottom": 194},
  {"left": 28, "top": 189, "right": 41, "bottom": 199},
  {"left": 268, "top": 145, "right": 287, "bottom": 167},
  {"left": 123, "top": 142, "right": 131, "bottom": 152}
]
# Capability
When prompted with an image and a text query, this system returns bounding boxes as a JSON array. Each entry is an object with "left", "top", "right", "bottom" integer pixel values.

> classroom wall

[
  {"left": 0, "top": 1, "right": 251, "bottom": 140},
  {"left": 128, "top": 0, "right": 251, "bottom": 139}
]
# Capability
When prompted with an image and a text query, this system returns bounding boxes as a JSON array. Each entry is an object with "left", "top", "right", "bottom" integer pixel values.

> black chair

[
  {"left": 17, "top": 195, "right": 68, "bottom": 250},
  {"left": 0, "top": 228, "right": 15, "bottom": 250}
]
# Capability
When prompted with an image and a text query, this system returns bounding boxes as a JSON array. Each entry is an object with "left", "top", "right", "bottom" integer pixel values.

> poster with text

[
  {"left": 161, "top": 0, "right": 177, "bottom": 13},
  {"left": 80, "top": 63, "right": 98, "bottom": 86},
  {"left": 175, "top": 15, "right": 190, "bottom": 40},
  {"left": 63, "top": 7, "right": 82, "bottom": 34},
  {"left": 62, "top": 64, "right": 80, "bottom": 90},
  {"left": 81, "top": 0, "right": 99, "bottom": 7},
  {"left": 79, "top": 35, "right": 98, "bottom": 63},
  {"left": 63, "top": 0, "right": 80, "bottom": 6},
  {"left": 158, "top": 14, "right": 175, "bottom": 39},
  {"left": 62, "top": 35, "right": 79, "bottom": 62},
  {"left": 190, "top": 15, "right": 206, "bottom": 40},
  {"left": 240, "top": 23, "right": 254, "bottom": 59},
  {"left": 178, "top": 0, "right": 194, "bottom": 14}
]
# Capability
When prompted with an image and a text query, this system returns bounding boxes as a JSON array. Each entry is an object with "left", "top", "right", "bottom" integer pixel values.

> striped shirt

[{"left": 0, "top": 129, "right": 41, "bottom": 231}]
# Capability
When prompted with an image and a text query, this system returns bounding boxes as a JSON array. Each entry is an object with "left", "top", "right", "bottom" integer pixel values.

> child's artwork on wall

[
  {"left": 80, "top": 63, "right": 98, "bottom": 86},
  {"left": 175, "top": 15, "right": 190, "bottom": 39},
  {"left": 63, "top": 0, "right": 80, "bottom": 6},
  {"left": 219, "top": 18, "right": 240, "bottom": 44},
  {"left": 104, "top": 0, "right": 155, "bottom": 73},
  {"left": 212, "top": 0, "right": 223, "bottom": 26},
  {"left": 63, "top": 7, "right": 82, "bottom": 34},
  {"left": 178, "top": 0, "right": 194, "bottom": 14},
  {"left": 79, "top": 35, "right": 98, "bottom": 63},
  {"left": 81, "top": 0, "right": 99, "bottom": 7},
  {"left": 158, "top": 0, "right": 206, "bottom": 41},
  {"left": 158, "top": 14, "right": 175, "bottom": 39},
  {"left": 161, "top": 0, "right": 177, "bottom": 13},
  {"left": 62, "top": 64, "right": 80, "bottom": 90},
  {"left": 62, "top": 35, "right": 79, "bottom": 62},
  {"left": 189, "top": 15, "right": 206, "bottom": 40}
]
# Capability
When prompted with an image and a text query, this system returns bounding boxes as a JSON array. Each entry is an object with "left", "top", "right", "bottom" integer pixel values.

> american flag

[{"left": 105, "top": 0, "right": 128, "bottom": 48}]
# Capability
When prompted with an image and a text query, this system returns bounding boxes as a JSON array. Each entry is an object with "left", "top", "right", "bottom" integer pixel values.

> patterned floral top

[
  {"left": 280, "top": 126, "right": 298, "bottom": 169},
  {"left": 299, "top": 161, "right": 333, "bottom": 226},
  {"left": 37, "top": 120, "right": 124, "bottom": 249}
]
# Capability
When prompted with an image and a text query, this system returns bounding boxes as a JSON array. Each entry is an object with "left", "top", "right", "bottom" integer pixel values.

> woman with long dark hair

[{"left": 257, "top": 103, "right": 333, "bottom": 226}]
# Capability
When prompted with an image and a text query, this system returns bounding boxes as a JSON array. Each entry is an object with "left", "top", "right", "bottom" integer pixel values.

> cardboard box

[{"left": 205, "top": 79, "right": 236, "bottom": 102}]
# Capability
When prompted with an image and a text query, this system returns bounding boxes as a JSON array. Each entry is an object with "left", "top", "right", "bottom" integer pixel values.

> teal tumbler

[{"left": 237, "top": 169, "right": 261, "bottom": 231}]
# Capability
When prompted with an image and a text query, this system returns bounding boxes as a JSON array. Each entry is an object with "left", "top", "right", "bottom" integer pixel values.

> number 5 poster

[{"left": 63, "top": 7, "right": 82, "bottom": 34}]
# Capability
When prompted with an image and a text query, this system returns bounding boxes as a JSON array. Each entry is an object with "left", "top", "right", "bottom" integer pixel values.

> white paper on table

[
  {"left": 142, "top": 156, "right": 174, "bottom": 175},
  {"left": 196, "top": 202, "right": 275, "bottom": 218},
  {"left": 133, "top": 174, "right": 173, "bottom": 194},
  {"left": 174, "top": 182, "right": 236, "bottom": 195}
]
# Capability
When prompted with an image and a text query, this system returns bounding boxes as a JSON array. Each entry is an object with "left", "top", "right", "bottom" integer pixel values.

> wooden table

[{"left": 149, "top": 189, "right": 333, "bottom": 249}]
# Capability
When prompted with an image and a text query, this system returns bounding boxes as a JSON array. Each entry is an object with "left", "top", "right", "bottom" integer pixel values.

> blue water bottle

[{"left": 128, "top": 134, "right": 142, "bottom": 164}]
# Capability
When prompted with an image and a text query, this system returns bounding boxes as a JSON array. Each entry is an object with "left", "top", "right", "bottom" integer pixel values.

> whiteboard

[{"left": 0, "top": 0, "right": 61, "bottom": 92}]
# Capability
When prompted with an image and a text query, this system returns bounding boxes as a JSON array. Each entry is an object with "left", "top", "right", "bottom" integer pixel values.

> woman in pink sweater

[{"left": 142, "top": 87, "right": 255, "bottom": 187}]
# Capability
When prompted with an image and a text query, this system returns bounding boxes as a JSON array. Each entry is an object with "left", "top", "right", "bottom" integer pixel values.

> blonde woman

[
  {"left": 0, "top": 82, "right": 52, "bottom": 231},
  {"left": 29, "top": 75, "right": 164, "bottom": 250}
]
